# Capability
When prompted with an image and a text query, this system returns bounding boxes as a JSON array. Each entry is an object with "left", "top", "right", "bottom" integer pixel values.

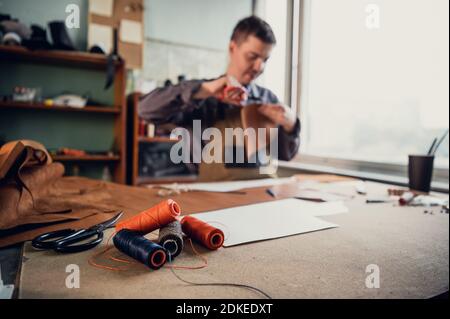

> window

[
  {"left": 297, "top": 0, "right": 449, "bottom": 179},
  {"left": 254, "top": 0, "right": 291, "bottom": 104}
]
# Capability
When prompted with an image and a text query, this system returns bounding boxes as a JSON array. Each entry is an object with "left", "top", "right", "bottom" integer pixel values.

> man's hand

[
  {"left": 194, "top": 76, "right": 247, "bottom": 106},
  {"left": 258, "top": 104, "right": 297, "bottom": 133}
]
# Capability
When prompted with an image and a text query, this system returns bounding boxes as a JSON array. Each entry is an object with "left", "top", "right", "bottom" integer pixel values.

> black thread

[{"left": 113, "top": 229, "right": 167, "bottom": 270}]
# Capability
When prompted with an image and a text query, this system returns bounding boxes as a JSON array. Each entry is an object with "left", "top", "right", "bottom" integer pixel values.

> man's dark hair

[{"left": 231, "top": 16, "right": 276, "bottom": 45}]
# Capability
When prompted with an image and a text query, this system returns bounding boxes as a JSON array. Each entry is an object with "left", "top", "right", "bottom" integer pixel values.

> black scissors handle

[
  {"left": 32, "top": 229, "right": 76, "bottom": 250},
  {"left": 54, "top": 228, "right": 104, "bottom": 253},
  {"left": 31, "top": 211, "right": 123, "bottom": 253},
  {"left": 31, "top": 228, "right": 103, "bottom": 253}
]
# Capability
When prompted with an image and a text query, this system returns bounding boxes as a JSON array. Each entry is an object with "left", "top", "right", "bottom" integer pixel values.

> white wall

[
  {"left": 145, "top": 0, "right": 252, "bottom": 51},
  {"left": 142, "top": 0, "right": 252, "bottom": 84}
]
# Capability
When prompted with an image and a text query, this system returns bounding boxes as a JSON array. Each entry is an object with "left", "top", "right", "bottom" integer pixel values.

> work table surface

[{"left": 1, "top": 177, "right": 448, "bottom": 298}]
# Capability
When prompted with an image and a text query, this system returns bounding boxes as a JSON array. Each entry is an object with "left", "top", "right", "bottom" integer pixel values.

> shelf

[
  {"left": 0, "top": 45, "right": 121, "bottom": 70},
  {"left": 138, "top": 136, "right": 180, "bottom": 143},
  {"left": 52, "top": 155, "right": 121, "bottom": 162},
  {"left": 0, "top": 101, "right": 121, "bottom": 114},
  {"left": 137, "top": 174, "right": 198, "bottom": 185},
  {"left": 1, "top": 44, "right": 127, "bottom": 184}
]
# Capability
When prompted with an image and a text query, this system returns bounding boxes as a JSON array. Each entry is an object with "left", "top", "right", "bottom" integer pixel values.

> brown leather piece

[
  {"left": 0, "top": 139, "right": 120, "bottom": 248},
  {"left": 0, "top": 167, "right": 118, "bottom": 248},
  {"left": 0, "top": 162, "right": 117, "bottom": 231},
  {"left": 0, "top": 162, "right": 66, "bottom": 229},
  {"left": 241, "top": 103, "right": 277, "bottom": 158},
  {"left": 0, "top": 140, "right": 52, "bottom": 180},
  {"left": 198, "top": 106, "right": 278, "bottom": 182}
]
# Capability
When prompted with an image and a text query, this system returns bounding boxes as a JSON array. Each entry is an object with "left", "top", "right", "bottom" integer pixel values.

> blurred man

[{"left": 139, "top": 16, "right": 300, "bottom": 181}]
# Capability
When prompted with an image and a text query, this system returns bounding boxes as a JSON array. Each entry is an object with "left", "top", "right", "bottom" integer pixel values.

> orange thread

[
  {"left": 88, "top": 231, "right": 131, "bottom": 272},
  {"left": 89, "top": 231, "right": 143, "bottom": 271},
  {"left": 108, "top": 253, "right": 136, "bottom": 264},
  {"left": 115, "top": 199, "right": 181, "bottom": 233},
  {"left": 165, "top": 238, "right": 208, "bottom": 270},
  {"left": 181, "top": 216, "right": 225, "bottom": 250}
]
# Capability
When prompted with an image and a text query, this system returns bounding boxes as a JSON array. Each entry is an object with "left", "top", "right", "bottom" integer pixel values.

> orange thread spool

[
  {"left": 181, "top": 216, "right": 224, "bottom": 250},
  {"left": 115, "top": 199, "right": 181, "bottom": 233}
]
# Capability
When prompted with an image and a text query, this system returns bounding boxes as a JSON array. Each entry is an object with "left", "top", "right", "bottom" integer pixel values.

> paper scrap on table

[
  {"left": 185, "top": 198, "right": 347, "bottom": 247},
  {"left": 305, "top": 180, "right": 366, "bottom": 198},
  {"left": 159, "top": 177, "right": 296, "bottom": 193},
  {"left": 88, "top": 23, "right": 112, "bottom": 54},
  {"left": 269, "top": 182, "right": 350, "bottom": 202},
  {"left": 120, "top": 19, "right": 142, "bottom": 44},
  {"left": 89, "top": 0, "right": 114, "bottom": 17}
]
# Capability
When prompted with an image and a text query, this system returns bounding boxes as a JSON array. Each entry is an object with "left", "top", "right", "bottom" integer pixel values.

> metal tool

[{"left": 31, "top": 211, "right": 123, "bottom": 253}]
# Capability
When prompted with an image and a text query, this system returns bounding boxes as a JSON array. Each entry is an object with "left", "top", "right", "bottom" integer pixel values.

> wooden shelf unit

[
  {"left": 138, "top": 136, "right": 180, "bottom": 143},
  {"left": 0, "top": 101, "right": 121, "bottom": 114},
  {"left": 0, "top": 46, "right": 127, "bottom": 183},
  {"left": 52, "top": 155, "right": 121, "bottom": 162},
  {"left": 0, "top": 45, "right": 120, "bottom": 70}
]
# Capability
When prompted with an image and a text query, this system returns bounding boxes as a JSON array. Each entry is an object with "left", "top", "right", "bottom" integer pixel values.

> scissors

[{"left": 31, "top": 211, "right": 123, "bottom": 253}]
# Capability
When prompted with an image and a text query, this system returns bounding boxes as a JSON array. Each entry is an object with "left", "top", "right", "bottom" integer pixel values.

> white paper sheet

[
  {"left": 89, "top": 0, "right": 114, "bottom": 17},
  {"left": 160, "top": 177, "right": 296, "bottom": 193},
  {"left": 120, "top": 19, "right": 143, "bottom": 44},
  {"left": 184, "top": 198, "right": 346, "bottom": 247},
  {"left": 88, "top": 23, "right": 112, "bottom": 54}
]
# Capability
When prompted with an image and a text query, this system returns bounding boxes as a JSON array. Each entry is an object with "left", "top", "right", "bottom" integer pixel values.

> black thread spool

[
  {"left": 113, "top": 229, "right": 167, "bottom": 270},
  {"left": 158, "top": 221, "right": 184, "bottom": 258}
]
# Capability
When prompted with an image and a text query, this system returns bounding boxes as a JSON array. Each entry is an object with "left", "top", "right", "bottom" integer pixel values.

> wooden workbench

[{"left": 8, "top": 177, "right": 450, "bottom": 298}]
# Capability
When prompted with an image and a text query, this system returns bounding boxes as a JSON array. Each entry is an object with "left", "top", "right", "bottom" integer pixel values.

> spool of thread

[
  {"left": 115, "top": 199, "right": 181, "bottom": 233},
  {"left": 158, "top": 221, "right": 184, "bottom": 258},
  {"left": 113, "top": 229, "right": 167, "bottom": 270},
  {"left": 181, "top": 216, "right": 224, "bottom": 250}
]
